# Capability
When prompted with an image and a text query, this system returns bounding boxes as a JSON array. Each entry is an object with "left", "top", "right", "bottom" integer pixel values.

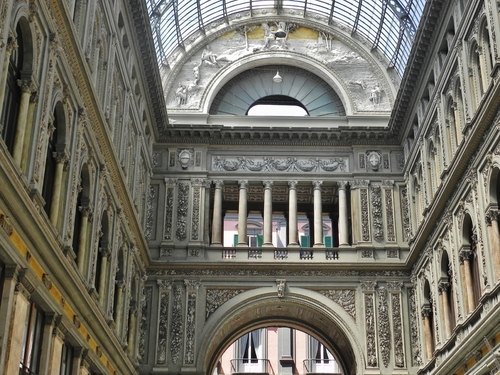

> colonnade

[{"left": 210, "top": 180, "right": 350, "bottom": 247}]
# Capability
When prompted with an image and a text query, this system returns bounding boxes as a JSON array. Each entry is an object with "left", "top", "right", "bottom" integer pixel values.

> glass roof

[{"left": 145, "top": 0, "right": 425, "bottom": 76}]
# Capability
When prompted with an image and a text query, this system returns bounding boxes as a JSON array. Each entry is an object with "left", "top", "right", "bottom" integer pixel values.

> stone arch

[
  {"left": 487, "top": 165, "right": 500, "bottom": 205},
  {"left": 201, "top": 53, "right": 354, "bottom": 115},
  {"left": 209, "top": 64, "right": 346, "bottom": 117},
  {"left": 198, "top": 288, "right": 363, "bottom": 375}
]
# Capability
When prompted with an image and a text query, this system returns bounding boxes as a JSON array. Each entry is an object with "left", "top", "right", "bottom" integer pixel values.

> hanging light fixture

[{"left": 273, "top": 71, "right": 282, "bottom": 83}]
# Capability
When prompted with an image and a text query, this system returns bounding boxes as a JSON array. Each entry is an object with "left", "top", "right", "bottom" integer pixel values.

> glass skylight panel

[{"left": 145, "top": 0, "right": 427, "bottom": 76}]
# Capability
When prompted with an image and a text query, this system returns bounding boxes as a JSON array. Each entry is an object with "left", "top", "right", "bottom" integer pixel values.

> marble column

[
  {"left": 13, "top": 79, "right": 35, "bottom": 165},
  {"left": 77, "top": 206, "right": 92, "bottom": 274},
  {"left": 20, "top": 91, "right": 38, "bottom": 171},
  {"left": 237, "top": 180, "right": 248, "bottom": 247},
  {"left": 49, "top": 150, "right": 69, "bottom": 226},
  {"left": 486, "top": 209, "right": 500, "bottom": 280},
  {"left": 312, "top": 181, "right": 324, "bottom": 247},
  {"left": 98, "top": 248, "right": 110, "bottom": 308},
  {"left": 438, "top": 280, "right": 452, "bottom": 339},
  {"left": 338, "top": 181, "right": 349, "bottom": 246},
  {"left": 263, "top": 180, "right": 274, "bottom": 247},
  {"left": 288, "top": 181, "right": 299, "bottom": 247},
  {"left": 460, "top": 248, "right": 476, "bottom": 314},
  {"left": 422, "top": 306, "right": 434, "bottom": 360},
  {"left": 211, "top": 180, "right": 224, "bottom": 245},
  {"left": 127, "top": 304, "right": 138, "bottom": 356},
  {"left": 114, "top": 280, "right": 125, "bottom": 336}
]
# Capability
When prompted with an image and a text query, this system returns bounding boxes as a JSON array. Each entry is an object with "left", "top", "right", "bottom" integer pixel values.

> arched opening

[
  {"left": 247, "top": 95, "right": 308, "bottom": 116},
  {"left": 439, "top": 250, "right": 456, "bottom": 338},
  {"left": 210, "top": 65, "right": 345, "bottom": 117},
  {"left": 203, "top": 296, "right": 359, "bottom": 375},
  {"left": 216, "top": 327, "right": 344, "bottom": 375},
  {"left": 422, "top": 280, "right": 435, "bottom": 359},
  {"left": 462, "top": 214, "right": 481, "bottom": 310}
]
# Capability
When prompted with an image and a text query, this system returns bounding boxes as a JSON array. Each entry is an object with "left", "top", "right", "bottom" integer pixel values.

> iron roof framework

[{"left": 146, "top": 0, "right": 425, "bottom": 76}]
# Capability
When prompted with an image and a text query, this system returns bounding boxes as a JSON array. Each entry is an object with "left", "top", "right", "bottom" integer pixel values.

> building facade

[{"left": 0, "top": 0, "right": 499, "bottom": 375}]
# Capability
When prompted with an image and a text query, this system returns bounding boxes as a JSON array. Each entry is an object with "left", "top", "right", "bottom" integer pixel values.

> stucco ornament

[
  {"left": 178, "top": 149, "right": 192, "bottom": 169},
  {"left": 367, "top": 151, "right": 381, "bottom": 171}
]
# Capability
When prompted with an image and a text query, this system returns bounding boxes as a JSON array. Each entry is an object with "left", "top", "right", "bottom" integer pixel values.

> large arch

[{"left": 198, "top": 288, "right": 363, "bottom": 375}]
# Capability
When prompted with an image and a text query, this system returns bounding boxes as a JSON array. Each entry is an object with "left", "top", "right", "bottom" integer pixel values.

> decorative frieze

[
  {"left": 150, "top": 269, "right": 410, "bottom": 277},
  {"left": 205, "top": 289, "right": 247, "bottom": 319},
  {"left": 212, "top": 156, "right": 348, "bottom": 173},
  {"left": 318, "top": 289, "right": 356, "bottom": 320},
  {"left": 377, "top": 287, "right": 391, "bottom": 367}
]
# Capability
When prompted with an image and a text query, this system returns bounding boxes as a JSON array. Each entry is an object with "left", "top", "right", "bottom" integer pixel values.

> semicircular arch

[
  {"left": 201, "top": 52, "right": 354, "bottom": 115},
  {"left": 198, "top": 287, "right": 363, "bottom": 375}
]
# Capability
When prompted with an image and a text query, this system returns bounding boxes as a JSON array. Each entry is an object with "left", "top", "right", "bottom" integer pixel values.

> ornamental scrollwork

[
  {"left": 378, "top": 287, "right": 391, "bottom": 367},
  {"left": 212, "top": 156, "right": 348, "bottom": 173},
  {"left": 176, "top": 183, "right": 189, "bottom": 241},
  {"left": 318, "top": 289, "right": 356, "bottom": 320},
  {"left": 205, "top": 289, "right": 247, "bottom": 319}
]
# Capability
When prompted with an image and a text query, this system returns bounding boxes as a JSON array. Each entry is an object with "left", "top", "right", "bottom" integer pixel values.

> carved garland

[
  {"left": 389, "top": 285, "right": 405, "bottom": 368},
  {"left": 212, "top": 156, "right": 347, "bottom": 173},
  {"left": 170, "top": 285, "right": 183, "bottom": 364},
  {"left": 185, "top": 291, "right": 197, "bottom": 364},
  {"left": 318, "top": 289, "right": 356, "bottom": 321},
  {"left": 401, "top": 187, "right": 412, "bottom": 241},
  {"left": 156, "top": 290, "right": 170, "bottom": 364},
  {"left": 385, "top": 188, "right": 395, "bottom": 242},
  {"left": 365, "top": 291, "right": 378, "bottom": 367},
  {"left": 377, "top": 287, "right": 391, "bottom": 367},
  {"left": 205, "top": 289, "right": 247, "bottom": 319},
  {"left": 145, "top": 185, "right": 156, "bottom": 240},
  {"left": 139, "top": 286, "right": 152, "bottom": 363},
  {"left": 164, "top": 183, "right": 174, "bottom": 240},
  {"left": 361, "top": 189, "right": 370, "bottom": 241},
  {"left": 191, "top": 186, "right": 201, "bottom": 241},
  {"left": 371, "top": 185, "right": 384, "bottom": 242},
  {"left": 176, "top": 183, "right": 189, "bottom": 241}
]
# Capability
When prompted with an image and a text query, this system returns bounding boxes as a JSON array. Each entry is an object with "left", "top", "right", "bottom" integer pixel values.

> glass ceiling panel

[{"left": 145, "top": 0, "right": 426, "bottom": 76}]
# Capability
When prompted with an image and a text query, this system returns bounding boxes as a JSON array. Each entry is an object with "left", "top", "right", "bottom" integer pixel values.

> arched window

[
  {"left": 439, "top": 250, "right": 456, "bottom": 339},
  {"left": 72, "top": 164, "right": 91, "bottom": 274},
  {"left": 422, "top": 280, "right": 435, "bottom": 359},
  {"left": 461, "top": 214, "right": 481, "bottom": 312},
  {"left": 41, "top": 104, "right": 64, "bottom": 217},
  {"left": 1, "top": 24, "right": 24, "bottom": 154}
]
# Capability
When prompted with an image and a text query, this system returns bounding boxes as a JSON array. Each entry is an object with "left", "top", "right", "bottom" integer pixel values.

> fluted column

[
  {"left": 77, "top": 206, "right": 92, "bottom": 274},
  {"left": 422, "top": 306, "right": 434, "bottom": 359},
  {"left": 312, "top": 181, "right": 324, "bottom": 247},
  {"left": 237, "top": 180, "right": 248, "bottom": 247},
  {"left": 338, "top": 181, "right": 349, "bottom": 246},
  {"left": 0, "top": 33, "right": 17, "bottom": 107},
  {"left": 459, "top": 248, "right": 475, "bottom": 313},
  {"left": 438, "top": 280, "right": 452, "bottom": 339},
  {"left": 486, "top": 209, "right": 500, "bottom": 280},
  {"left": 263, "top": 180, "right": 273, "bottom": 247},
  {"left": 211, "top": 180, "right": 224, "bottom": 245},
  {"left": 98, "top": 248, "right": 110, "bottom": 308},
  {"left": 49, "top": 150, "right": 69, "bottom": 226},
  {"left": 288, "top": 181, "right": 299, "bottom": 247},
  {"left": 12, "top": 79, "right": 35, "bottom": 165}
]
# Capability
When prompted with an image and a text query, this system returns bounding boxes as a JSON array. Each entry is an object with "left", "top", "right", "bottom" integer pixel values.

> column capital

[
  {"left": 485, "top": 209, "right": 499, "bottom": 226},
  {"left": 99, "top": 246, "right": 111, "bottom": 258},
  {"left": 338, "top": 180, "right": 349, "bottom": 189},
  {"left": 54, "top": 150, "right": 69, "bottom": 164},
  {"left": 263, "top": 180, "right": 273, "bottom": 189},
  {"left": 312, "top": 180, "right": 323, "bottom": 189},
  {"left": 288, "top": 180, "right": 298, "bottom": 189},
  {"left": 164, "top": 178, "right": 178, "bottom": 186},
  {"left": 421, "top": 305, "right": 432, "bottom": 318},
  {"left": 238, "top": 180, "right": 248, "bottom": 189},
  {"left": 213, "top": 180, "right": 224, "bottom": 189},
  {"left": 17, "top": 79, "right": 36, "bottom": 94},
  {"left": 459, "top": 247, "right": 472, "bottom": 263},
  {"left": 79, "top": 205, "right": 93, "bottom": 218},
  {"left": 6, "top": 32, "right": 19, "bottom": 54},
  {"left": 438, "top": 279, "right": 450, "bottom": 294}
]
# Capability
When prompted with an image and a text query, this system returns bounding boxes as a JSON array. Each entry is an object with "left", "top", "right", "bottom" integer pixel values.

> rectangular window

[
  {"left": 20, "top": 302, "right": 45, "bottom": 375},
  {"left": 60, "top": 342, "right": 73, "bottom": 375}
]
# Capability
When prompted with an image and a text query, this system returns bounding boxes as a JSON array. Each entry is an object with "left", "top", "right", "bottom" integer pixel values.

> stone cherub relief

[{"left": 169, "top": 24, "right": 394, "bottom": 112}]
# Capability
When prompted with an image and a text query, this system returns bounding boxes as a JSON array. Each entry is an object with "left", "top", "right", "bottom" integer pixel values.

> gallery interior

[{"left": 0, "top": 0, "right": 500, "bottom": 374}]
